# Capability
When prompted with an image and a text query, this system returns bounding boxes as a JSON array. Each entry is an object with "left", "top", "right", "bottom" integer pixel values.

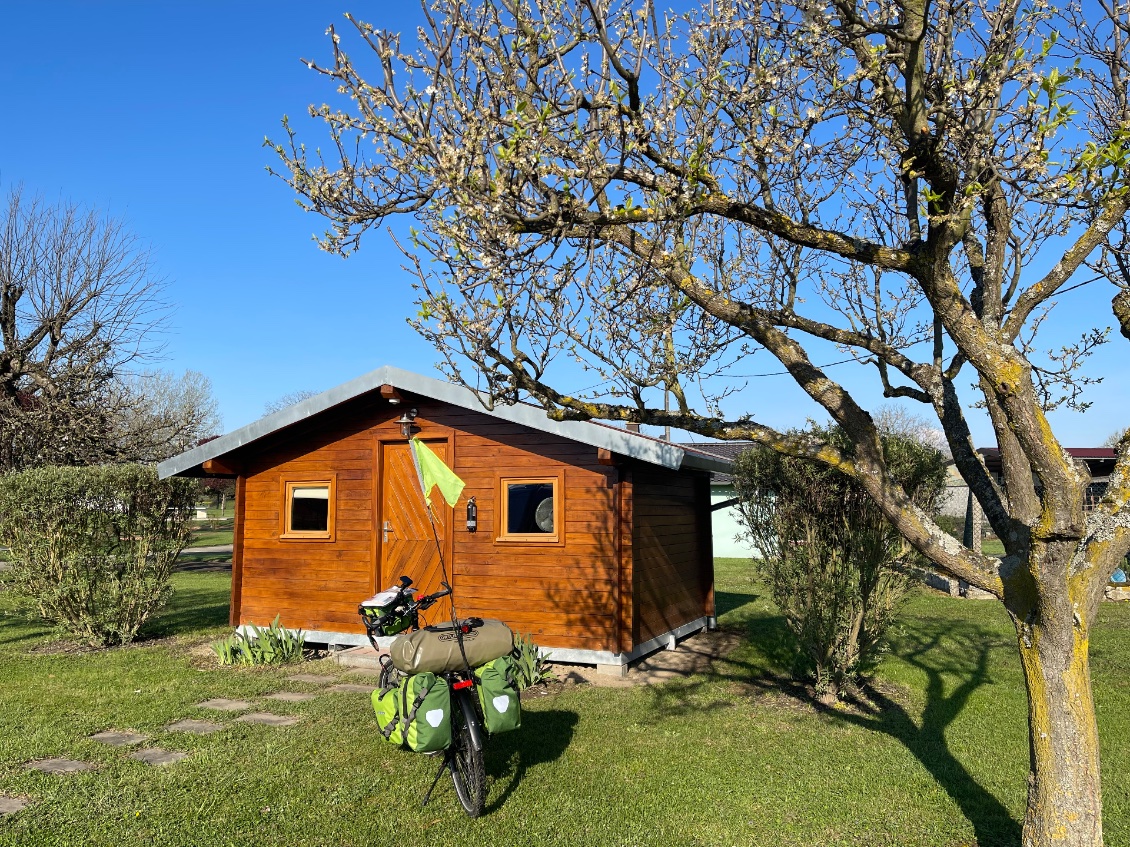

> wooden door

[{"left": 378, "top": 441, "right": 453, "bottom": 622}]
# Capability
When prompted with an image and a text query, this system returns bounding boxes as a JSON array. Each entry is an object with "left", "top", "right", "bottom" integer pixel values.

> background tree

[
  {"left": 262, "top": 388, "right": 320, "bottom": 417},
  {"left": 200, "top": 476, "right": 236, "bottom": 516},
  {"left": 733, "top": 425, "right": 946, "bottom": 702},
  {"left": 272, "top": 2, "right": 1130, "bottom": 843},
  {"left": 108, "top": 369, "right": 222, "bottom": 462},
  {"left": 0, "top": 187, "right": 200, "bottom": 468}
]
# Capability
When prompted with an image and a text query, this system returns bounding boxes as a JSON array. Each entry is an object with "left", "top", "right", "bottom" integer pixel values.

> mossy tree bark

[{"left": 1014, "top": 599, "right": 1103, "bottom": 847}]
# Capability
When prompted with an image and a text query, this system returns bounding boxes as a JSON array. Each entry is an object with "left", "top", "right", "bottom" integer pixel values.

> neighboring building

[
  {"left": 978, "top": 447, "right": 1117, "bottom": 511},
  {"left": 158, "top": 366, "right": 730, "bottom": 672},
  {"left": 674, "top": 441, "right": 757, "bottom": 560}
]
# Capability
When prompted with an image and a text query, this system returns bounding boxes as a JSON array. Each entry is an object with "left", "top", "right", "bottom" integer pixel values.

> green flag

[{"left": 410, "top": 437, "right": 465, "bottom": 508}]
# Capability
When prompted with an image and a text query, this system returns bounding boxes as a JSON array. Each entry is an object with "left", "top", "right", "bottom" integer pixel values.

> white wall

[{"left": 711, "top": 484, "right": 757, "bottom": 559}]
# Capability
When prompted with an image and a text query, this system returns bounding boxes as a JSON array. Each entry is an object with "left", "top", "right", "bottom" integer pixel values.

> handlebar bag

[
  {"left": 474, "top": 655, "right": 521, "bottom": 734},
  {"left": 390, "top": 619, "right": 514, "bottom": 675},
  {"left": 371, "top": 672, "right": 452, "bottom": 753},
  {"left": 359, "top": 588, "right": 413, "bottom": 637}
]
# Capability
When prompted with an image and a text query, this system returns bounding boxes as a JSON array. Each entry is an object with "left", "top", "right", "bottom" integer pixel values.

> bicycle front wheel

[{"left": 449, "top": 714, "right": 485, "bottom": 817}]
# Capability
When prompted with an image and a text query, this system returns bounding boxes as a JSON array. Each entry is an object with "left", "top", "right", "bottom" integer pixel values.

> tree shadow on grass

[
  {"left": 834, "top": 620, "right": 1022, "bottom": 847},
  {"left": 639, "top": 609, "right": 1021, "bottom": 846},
  {"left": 482, "top": 707, "right": 579, "bottom": 813}
]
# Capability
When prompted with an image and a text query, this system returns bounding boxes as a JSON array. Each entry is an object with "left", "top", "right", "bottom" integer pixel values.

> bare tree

[
  {"left": 271, "top": 2, "right": 1130, "bottom": 844},
  {"left": 109, "top": 369, "right": 222, "bottom": 462},
  {"left": 262, "top": 388, "right": 320, "bottom": 417},
  {"left": 0, "top": 187, "right": 171, "bottom": 469}
]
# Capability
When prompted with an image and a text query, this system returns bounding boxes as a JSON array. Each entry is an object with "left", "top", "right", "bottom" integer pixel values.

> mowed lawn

[{"left": 0, "top": 561, "right": 1128, "bottom": 847}]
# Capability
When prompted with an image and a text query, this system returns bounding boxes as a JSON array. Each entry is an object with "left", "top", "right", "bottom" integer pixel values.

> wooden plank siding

[
  {"left": 631, "top": 463, "right": 713, "bottom": 644},
  {"left": 233, "top": 395, "right": 624, "bottom": 652}
]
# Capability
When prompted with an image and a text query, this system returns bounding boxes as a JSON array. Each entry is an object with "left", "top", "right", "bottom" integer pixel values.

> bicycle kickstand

[{"left": 421, "top": 754, "right": 448, "bottom": 807}]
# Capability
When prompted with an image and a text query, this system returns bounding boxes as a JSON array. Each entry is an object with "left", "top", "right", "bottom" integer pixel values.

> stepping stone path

[
  {"left": 24, "top": 671, "right": 351, "bottom": 780},
  {"left": 236, "top": 712, "right": 301, "bottom": 727},
  {"left": 165, "top": 719, "right": 225, "bottom": 735},
  {"left": 26, "top": 758, "right": 94, "bottom": 775},
  {"left": 90, "top": 730, "right": 148, "bottom": 747},
  {"left": 0, "top": 796, "right": 30, "bottom": 816},
  {"left": 130, "top": 748, "right": 190, "bottom": 767},
  {"left": 265, "top": 691, "right": 317, "bottom": 703},
  {"left": 287, "top": 673, "right": 338, "bottom": 684},
  {"left": 197, "top": 698, "right": 252, "bottom": 711},
  {"left": 326, "top": 683, "right": 377, "bottom": 694}
]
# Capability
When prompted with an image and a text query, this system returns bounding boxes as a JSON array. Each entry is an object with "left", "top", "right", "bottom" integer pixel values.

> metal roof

[{"left": 158, "top": 365, "right": 733, "bottom": 479}]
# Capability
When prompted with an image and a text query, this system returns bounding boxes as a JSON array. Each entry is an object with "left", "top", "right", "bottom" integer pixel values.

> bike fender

[{"left": 455, "top": 689, "right": 485, "bottom": 753}]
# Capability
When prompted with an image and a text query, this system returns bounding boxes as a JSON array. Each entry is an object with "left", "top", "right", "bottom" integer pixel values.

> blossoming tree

[{"left": 271, "top": 2, "right": 1130, "bottom": 843}]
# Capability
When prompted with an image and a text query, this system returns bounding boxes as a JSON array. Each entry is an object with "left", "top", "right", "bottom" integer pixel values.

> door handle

[{"left": 383, "top": 521, "right": 393, "bottom": 542}]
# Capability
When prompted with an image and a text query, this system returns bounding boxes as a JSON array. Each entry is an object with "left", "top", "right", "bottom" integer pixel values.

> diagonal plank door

[{"left": 379, "top": 441, "right": 452, "bottom": 623}]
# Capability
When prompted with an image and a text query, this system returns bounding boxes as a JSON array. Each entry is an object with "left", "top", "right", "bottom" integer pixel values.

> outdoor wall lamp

[
  {"left": 466, "top": 496, "right": 477, "bottom": 532},
  {"left": 397, "top": 408, "right": 418, "bottom": 438}
]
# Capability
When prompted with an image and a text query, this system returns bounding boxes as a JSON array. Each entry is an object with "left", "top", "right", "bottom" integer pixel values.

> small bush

[
  {"left": 511, "top": 633, "right": 556, "bottom": 689},
  {"left": 213, "top": 616, "right": 305, "bottom": 665},
  {"left": 0, "top": 463, "right": 196, "bottom": 646},
  {"left": 733, "top": 426, "right": 947, "bottom": 701}
]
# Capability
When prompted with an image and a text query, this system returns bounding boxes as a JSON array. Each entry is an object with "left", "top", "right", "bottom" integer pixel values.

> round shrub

[{"left": 0, "top": 463, "right": 196, "bottom": 646}]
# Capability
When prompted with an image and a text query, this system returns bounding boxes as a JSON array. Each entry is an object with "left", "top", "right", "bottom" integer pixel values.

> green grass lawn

[
  {"left": 0, "top": 563, "right": 1127, "bottom": 846},
  {"left": 187, "top": 521, "right": 234, "bottom": 548}
]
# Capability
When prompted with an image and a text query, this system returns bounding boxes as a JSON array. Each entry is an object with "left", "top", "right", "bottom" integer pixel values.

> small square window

[
  {"left": 498, "top": 476, "right": 561, "bottom": 542},
  {"left": 281, "top": 479, "right": 335, "bottom": 540}
]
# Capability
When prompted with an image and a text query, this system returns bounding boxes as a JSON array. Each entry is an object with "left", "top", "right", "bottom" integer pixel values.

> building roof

[
  {"left": 673, "top": 441, "right": 756, "bottom": 484},
  {"left": 978, "top": 447, "right": 1117, "bottom": 479},
  {"left": 158, "top": 365, "right": 733, "bottom": 479}
]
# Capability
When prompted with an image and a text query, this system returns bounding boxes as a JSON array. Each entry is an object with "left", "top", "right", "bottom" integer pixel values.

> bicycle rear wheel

[{"left": 449, "top": 712, "right": 485, "bottom": 817}]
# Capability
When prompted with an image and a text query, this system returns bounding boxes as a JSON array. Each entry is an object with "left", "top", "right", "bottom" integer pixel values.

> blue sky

[{"left": 1, "top": 2, "right": 1125, "bottom": 446}]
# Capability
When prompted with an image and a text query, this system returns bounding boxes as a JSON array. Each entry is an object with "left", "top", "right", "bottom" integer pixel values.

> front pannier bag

[
  {"left": 390, "top": 619, "right": 514, "bottom": 675},
  {"left": 474, "top": 655, "right": 521, "bottom": 734},
  {"left": 371, "top": 671, "right": 452, "bottom": 753}
]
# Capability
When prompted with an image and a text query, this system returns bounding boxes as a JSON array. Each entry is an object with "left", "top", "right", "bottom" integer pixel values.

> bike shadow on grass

[
  {"left": 639, "top": 605, "right": 1022, "bottom": 847},
  {"left": 482, "top": 707, "right": 579, "bottom": 813}
]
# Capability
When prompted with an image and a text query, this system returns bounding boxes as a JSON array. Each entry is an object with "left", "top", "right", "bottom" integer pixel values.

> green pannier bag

[
  {"left": 370, "top": 671, "right": 452, "bottom": 753},
  {"left": 474, "top": 655, "right": 521, "bottom": 734}
]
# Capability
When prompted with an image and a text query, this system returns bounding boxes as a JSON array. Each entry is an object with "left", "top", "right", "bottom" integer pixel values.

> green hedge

[{"left": 0, "top": 464, "right": 196, "bottom": 646}]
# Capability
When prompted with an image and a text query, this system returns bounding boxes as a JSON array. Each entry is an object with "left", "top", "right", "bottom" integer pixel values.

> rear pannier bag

[
  {"left": 474, "top": 655, "right": 521, "bottom": 734},
  {"left": 390, "top": 619, "right": 514, "bottom": 675},
  {"left": 370, "top": 672, "right": 452, "bottom": 753}
]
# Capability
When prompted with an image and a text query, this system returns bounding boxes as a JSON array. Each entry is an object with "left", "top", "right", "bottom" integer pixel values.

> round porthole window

[{"left": 534, "top": 496, "right": 554, "bottom": 532}]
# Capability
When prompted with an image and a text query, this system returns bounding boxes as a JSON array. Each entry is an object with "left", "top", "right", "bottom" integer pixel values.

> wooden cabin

[{"left": 159, "top": 366, "right": 729, "bottom": 672}]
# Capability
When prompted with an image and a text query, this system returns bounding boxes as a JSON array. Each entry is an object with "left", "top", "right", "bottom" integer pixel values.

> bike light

[{"left": 452, "top": 679, "right": 474, "bottom": 690}]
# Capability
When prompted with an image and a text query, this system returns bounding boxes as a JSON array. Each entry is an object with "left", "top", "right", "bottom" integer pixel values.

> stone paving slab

[
  {"left": 130, "top": 748, "right": 189, "bottom": 767},
  {"left": 0, "top": 796, "right": 30, "bottom": 815},
  {"left": 286, "top": 673, "right": 338, "bottom": 684},
  {"left": 90, "top": 730, "right": 148, "bottom": 747},
  {"left": 236, "top": 712, "right": 301, "bottom": 727},
  {"left": 196, "top": 698, "right": 252, "bottom": 711},
  {"left": 165, "top": 719, "right": 225, "bottom": 735},
  {"left": 26, "top": 758, "right": 95, "bottom": 774},
  {"left": 326, "top": 683, "right": 377, "bottom": 694},
  {"left": 265, "top": 691, "right": 317, "bottom": 703}
]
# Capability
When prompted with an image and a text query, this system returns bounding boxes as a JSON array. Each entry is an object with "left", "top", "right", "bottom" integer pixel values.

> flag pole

[{"left": 407, "top": 438, "right": 464, "bottom": 636}]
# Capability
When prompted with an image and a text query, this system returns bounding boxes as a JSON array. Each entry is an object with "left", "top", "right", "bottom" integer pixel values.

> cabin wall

[
  {"left": 433, "top": 403, "right": 620, "bottom": 652},
  {"left": 234, "top": 396, "right": 622, "bottom": 652},
  {"left": 238, "top": 398, "right": 383, "bottom": 634},
  {"left": 631, "top": 464, "right": 713, "bottom": 644}
]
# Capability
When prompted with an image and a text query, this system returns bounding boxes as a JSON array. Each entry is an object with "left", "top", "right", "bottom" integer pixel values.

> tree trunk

[{"left": 1016, "top": 610, "right": 1103, "bottom": 847}]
